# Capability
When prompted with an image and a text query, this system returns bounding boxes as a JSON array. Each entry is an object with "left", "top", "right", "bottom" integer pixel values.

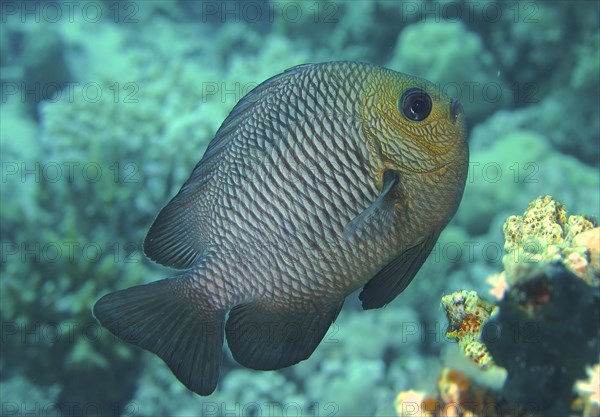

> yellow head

[{"left": 360, "top": 68, "right": 468, "bottom": 183}]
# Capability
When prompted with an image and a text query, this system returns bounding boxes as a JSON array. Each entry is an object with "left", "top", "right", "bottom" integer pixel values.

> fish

[{"left": 93, "top": 61, "right": 469, "bottom": 395}]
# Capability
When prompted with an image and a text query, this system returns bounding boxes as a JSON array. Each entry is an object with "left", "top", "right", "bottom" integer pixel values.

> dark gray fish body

[{"left": 94, "top": 62, "right": 468, "bottom": 395}]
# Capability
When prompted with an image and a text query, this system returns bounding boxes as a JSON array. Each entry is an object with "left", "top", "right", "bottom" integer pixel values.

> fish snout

[{"left": 450, "top": 98, "right": 463, "bottom": 124}]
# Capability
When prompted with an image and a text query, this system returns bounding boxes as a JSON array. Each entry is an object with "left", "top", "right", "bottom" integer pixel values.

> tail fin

[{"left": 93, "top": 274, "right": 225, "bottom": 395}]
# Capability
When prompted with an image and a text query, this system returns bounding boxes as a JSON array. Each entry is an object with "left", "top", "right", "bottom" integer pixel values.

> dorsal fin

[{"left": 144, "top": 64, "right": 314, "bottom": 269}]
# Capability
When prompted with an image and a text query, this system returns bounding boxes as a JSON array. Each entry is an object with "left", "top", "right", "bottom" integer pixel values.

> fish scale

[
  {"left": 94, "top": 61, "right": 468, "bottom": 395},
  {"left": 217, "top": 152, "right": 368, "bottom": 301}
]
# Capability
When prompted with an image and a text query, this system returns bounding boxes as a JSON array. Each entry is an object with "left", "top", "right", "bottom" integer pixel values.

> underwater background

[{"left": 1, "top": 1, "right": 599, "bottom": 416}]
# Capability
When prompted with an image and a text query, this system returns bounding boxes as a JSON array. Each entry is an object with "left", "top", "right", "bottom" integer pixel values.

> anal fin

[
  {"left": 360, "top": 230, "right": 440, "bottom": 310},
  {"left": 225, "top": 300, "right": 343, "bottom": 370},
  {"left": 93, "top": 273, "right": 225, "bottom": 395}
]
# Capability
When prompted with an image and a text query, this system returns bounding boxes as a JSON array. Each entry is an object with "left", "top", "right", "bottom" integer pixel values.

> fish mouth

[{"left": 450, "top": 98, "right": 463, "bottom": 124}]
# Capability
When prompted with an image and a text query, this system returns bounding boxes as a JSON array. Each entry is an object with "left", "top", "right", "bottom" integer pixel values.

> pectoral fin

[
  {"left": 344, "top": 170, "right": 400, "bottom": 238},
  {"left": 360, "top": 230, "right": 440, "bottom": 309}
]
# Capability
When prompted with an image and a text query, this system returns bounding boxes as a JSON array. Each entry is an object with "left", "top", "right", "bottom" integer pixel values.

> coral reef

[
  {"left": 481, "top": 197, "right": 599, "bottom": 415},
  {"left": 0, "top": 22, "right": 73, "bottom": 120},
  {"left": 468, "top": 93, "right": 599, "bottom": 168},
  {"left": 485, "top": 263, "right": 599, "bottom": 416},
  {"left": 492, "top": 198, "right": 599, "bottom": 415},
  {"left": 389, "top": 21, "right": 510, "bottom": 126},
  {"left": 502, "top": 196, "right": 599, "bottom": 286},
  {"left": 441, "top": 290, "right": 497, "bottom": 370},
  {"left": 395, "top": 368, "right": 520, "bottom": 417},
  {"left": 396, "top": 197, "right": 599, "bottom": 417},
  {"left": 456, "top": 130, "right": 599, "bottom": 237},
  {"left": 396, "top": 196, "right": 600, "bottom": 416}
]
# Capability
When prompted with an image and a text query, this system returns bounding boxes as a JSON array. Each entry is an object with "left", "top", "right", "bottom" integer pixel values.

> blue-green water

[{"left": 1, "top": 1, "right": 599, "bottom": 416}]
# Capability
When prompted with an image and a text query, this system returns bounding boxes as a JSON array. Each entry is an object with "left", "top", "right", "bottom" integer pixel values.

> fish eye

[{"left": 399, "top": 88, "right": 432, "bottom": 122}]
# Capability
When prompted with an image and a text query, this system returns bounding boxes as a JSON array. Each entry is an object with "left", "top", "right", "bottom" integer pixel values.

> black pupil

[
  {"left": 399, "top": 88, "right": 432, "bottom": 122},
  {"left": 411, "top": 98, "right": 425, "bottom": 114}
]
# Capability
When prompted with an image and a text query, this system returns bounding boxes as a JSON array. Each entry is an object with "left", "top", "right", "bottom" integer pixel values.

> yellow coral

[
  {"left": 501, "top": 196, "right": 598, "bottom": 285},
  {"left": 462, "top": 340, "right": 495, "bottom": 370},
  {"left": 394, "top": 390, "right": 438, "bottom": 417},
  {"left": 394, "top": 369, "right": 505, "bottom": 417},
  {"left": 567, "top": 216, "right": 596, "bottom": 241},
  {"left": 503, "top": 195, "right": 567, "bottom": 253},
  {"left": 441, "top": 291, "right": 497, "bottom": 369},
  {"left": 437, "top": 368, "right": 497, "bottom": 417}
]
